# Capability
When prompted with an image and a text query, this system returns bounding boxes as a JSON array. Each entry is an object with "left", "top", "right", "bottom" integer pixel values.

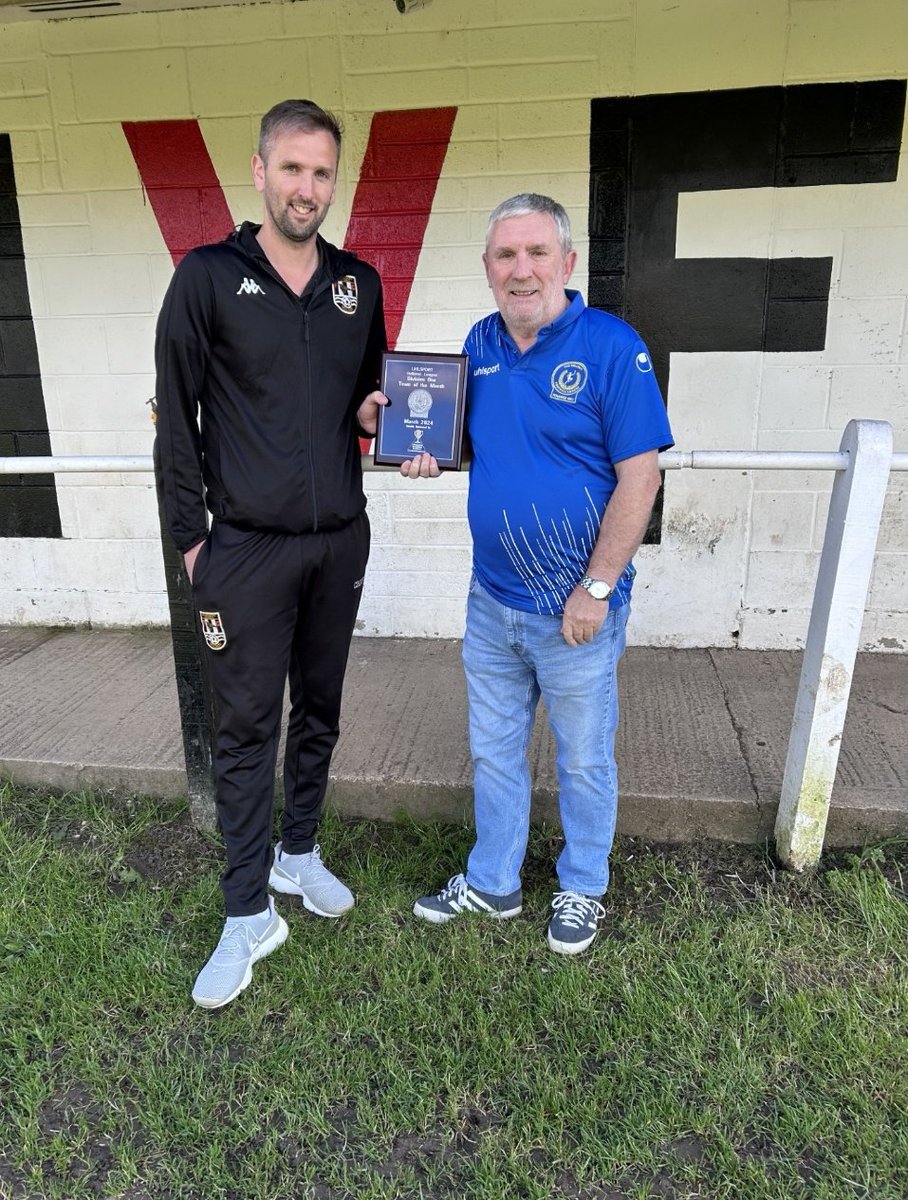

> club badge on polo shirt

[
  {"left": 550, "top": 361, "right": 588, "bottom": 403},
  {"left": 199, "top": 611, "right": 227, "bottom": 651},
  {"left": 332, "top": 275, "right": 358, "bottom": 315}
]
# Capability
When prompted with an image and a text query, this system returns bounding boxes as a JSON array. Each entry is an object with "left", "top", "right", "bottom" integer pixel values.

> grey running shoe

[
  {"left": 547, "top": 891, "right": 606, "bottom": 955},
  {"left": 413, "top": 873, "right": 523, "bottom": 923},
  {"left": 269, "top": 842, "right": 354, "bottom": 918},
  {"left": 191, "top": 898, "right": 288, "bottom": 1010}
]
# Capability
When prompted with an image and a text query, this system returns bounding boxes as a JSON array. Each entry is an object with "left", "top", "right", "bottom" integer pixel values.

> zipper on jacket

[
  {"left": 241, "top": 227, "right": 348, "bottom": 535},
  {"left": 303, "top": 307, "right": 318, "bottom": 532}
]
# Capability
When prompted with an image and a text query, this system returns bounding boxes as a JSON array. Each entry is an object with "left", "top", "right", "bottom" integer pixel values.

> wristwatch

[{"left": 580, "top": 575, "right": 613, "bottom": 601}]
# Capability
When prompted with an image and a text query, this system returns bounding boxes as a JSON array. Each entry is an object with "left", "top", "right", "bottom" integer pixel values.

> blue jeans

[{"left": 462, "top": 577, "right": 629, "bottom": 898}]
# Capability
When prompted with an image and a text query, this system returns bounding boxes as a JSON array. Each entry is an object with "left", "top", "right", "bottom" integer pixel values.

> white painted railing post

[{"left": 774, "top": 419, "right": 894, "bottom": 871}]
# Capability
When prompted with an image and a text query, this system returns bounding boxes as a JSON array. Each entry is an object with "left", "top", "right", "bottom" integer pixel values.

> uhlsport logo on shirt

[
  {"left": 635, "top": 351, "right": 654, "bottom": 373},
  {"left": 332, "top": 275, "right": 358, "bottom": 314},
  {"left": 550, "top": 361, "right": 588, "bottom": 403},
  {"left": 236, "top": 277, "right": 265, "bottom": 296}
]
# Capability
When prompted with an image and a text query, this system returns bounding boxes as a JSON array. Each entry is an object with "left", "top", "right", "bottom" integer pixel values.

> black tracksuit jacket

[{"left": 154, "top": 222, "right": 386, "bottom": 553}]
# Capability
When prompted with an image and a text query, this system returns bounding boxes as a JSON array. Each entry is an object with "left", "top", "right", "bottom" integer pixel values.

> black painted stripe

[
  {"left": 588, "top": 80, "right": 906, "bottom": 543},
  {"left": 0, "top": 132, "right": 61, "bottom": 538}
]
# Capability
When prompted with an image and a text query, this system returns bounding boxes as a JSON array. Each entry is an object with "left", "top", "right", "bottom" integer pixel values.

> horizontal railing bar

[
  {"left": 0, "top": 456, "right": 155, "bottom": 474},
  {"left": 1, "top": 451, "right": 907, "bottom": 476},
  {"left": 657, "top": 450, "right": 851, "bottom": 470}
]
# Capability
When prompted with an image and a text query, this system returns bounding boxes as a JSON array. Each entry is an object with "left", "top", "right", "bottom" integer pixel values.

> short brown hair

[{"left": 258, "top": 99, "right": 343, "bottom": 163}]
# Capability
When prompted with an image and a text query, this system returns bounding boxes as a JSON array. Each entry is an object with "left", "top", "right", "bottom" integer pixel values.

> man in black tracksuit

[{"left": 154, "top": 99, "right": 386, "bottom": 1009}]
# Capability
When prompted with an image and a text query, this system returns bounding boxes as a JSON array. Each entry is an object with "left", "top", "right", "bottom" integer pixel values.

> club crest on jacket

[{"left": 332, "top": 275, "right": 358, "bottom": 314}]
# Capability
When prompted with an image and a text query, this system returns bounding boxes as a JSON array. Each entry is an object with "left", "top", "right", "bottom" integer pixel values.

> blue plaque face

[{"left": 374, "top": 352, "right": 468, "bottom": 470}]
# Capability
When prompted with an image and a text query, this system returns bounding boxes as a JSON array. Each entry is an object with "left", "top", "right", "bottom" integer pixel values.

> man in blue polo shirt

[{"left": 360, "top": 193, "right": 673, "bottom": 954}]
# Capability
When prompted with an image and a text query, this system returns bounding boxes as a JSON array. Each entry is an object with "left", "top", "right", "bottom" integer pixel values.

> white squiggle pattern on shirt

[{"left": 498, "top": 488, "right": 603, "bottom": 614}]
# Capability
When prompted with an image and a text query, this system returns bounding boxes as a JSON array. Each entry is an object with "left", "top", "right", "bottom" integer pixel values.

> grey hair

[
  {"left": 485, "top": 193, "right": 573, "bottom": 255},
  {"left": 258, "top": 99, "right": 343, "bottom": 163}
]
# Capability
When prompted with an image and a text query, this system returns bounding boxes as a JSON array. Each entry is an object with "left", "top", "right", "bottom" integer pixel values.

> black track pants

[{"left": 191, "top": 513, "right": 369, "bottom": 916}]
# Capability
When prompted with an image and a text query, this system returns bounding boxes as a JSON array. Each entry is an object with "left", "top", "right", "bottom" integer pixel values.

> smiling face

[
  {"left": 482, "top": 212, "right": 577, "bottom": 347},
  {"left": 252, "top": 126, "right": 338, "bottom": 247}
]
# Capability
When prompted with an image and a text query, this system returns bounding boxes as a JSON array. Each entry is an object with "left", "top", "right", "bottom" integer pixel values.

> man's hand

[
  {"left": 399, "top": 452, "right": 440, "bottom": 479},
  {"left": 356, "top": 389, "right": 390, "bottom": 437},
  {"left": 183, "top": 540, "right": 204, "bottom": 584},
  {"left": 561, "top": 585, "right": 608, "bottom": 647}
]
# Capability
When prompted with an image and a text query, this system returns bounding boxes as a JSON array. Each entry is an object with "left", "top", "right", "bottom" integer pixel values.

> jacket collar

[{"left": 231, "top": 221, "right": 346, "bottom": 281}]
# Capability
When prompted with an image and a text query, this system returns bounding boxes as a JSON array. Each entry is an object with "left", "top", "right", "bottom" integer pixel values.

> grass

[{"left": 0, "top": 781, "right": 906, "bottom": 1200}]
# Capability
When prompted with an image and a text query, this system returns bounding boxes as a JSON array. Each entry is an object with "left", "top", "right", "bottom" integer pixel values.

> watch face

[{"left": 584, "top": 578, "right": 611, "bottom": 600}]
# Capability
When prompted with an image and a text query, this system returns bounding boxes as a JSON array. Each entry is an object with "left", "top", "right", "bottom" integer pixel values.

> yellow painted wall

[{"left": 0, "top": 0, "right": 906, "bottom": 647}]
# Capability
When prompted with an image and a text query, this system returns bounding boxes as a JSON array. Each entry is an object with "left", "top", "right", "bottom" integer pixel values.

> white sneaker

[
  {"left": 269, "top": 842, "right": 355, "bottom": 918},
  {"left": 191, "top": 898, "right": 288, "bottom": 1010}
]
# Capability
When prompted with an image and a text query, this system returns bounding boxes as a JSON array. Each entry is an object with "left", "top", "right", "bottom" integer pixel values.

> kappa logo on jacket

[
  {"left": 332, "top": 275, "right": 358, "bottom": 314},
  {"left": 236, "top": 277, "right": 265, "bottom": 296}
]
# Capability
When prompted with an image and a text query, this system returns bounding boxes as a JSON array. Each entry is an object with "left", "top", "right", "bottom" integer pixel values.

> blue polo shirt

[{"left": 464, "top": 290, "right": 673, "bottom": 616}]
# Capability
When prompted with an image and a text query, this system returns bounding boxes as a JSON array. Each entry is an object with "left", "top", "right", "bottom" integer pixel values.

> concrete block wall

[{"left": 0, "top": 0, "right": 905, "bottom": 649}]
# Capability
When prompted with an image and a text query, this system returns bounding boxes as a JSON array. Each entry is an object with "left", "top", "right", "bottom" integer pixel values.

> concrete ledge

[
  {"left": 0, "top": 757, "right": 186, "bottom": 801},
  {"left": 1, "top": 628, "right": 905, "bottom": 848}
]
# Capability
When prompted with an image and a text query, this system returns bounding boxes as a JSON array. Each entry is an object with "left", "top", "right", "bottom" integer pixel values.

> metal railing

[
  {"left": 1, "top": 420, "right": 904, "bottom": 869},
  {"left": 3, "top": 449, "right": 908, "bottom": 475}
]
